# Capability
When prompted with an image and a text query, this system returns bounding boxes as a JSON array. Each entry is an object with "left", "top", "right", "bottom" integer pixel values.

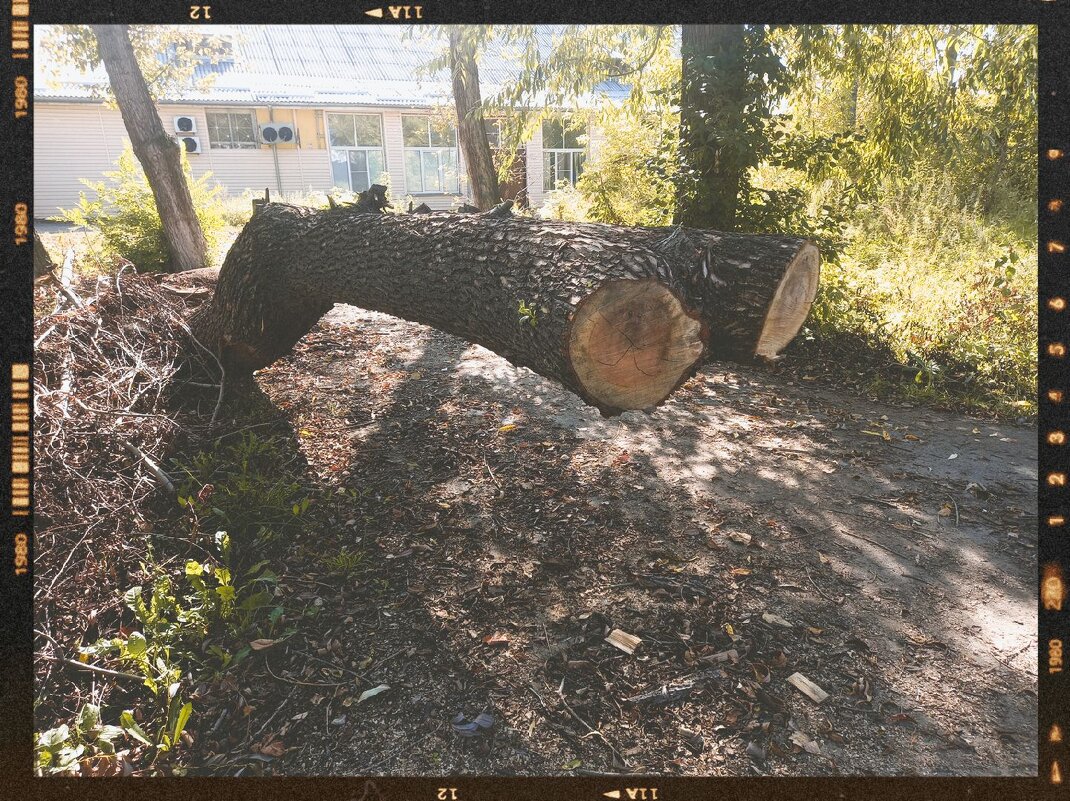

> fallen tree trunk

[{"left": 189, "top": 201, "right": 818, "bottom": 414}]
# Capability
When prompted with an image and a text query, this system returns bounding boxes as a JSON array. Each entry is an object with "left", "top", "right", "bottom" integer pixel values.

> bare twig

[
  {"left": 122, "top": 440, "right": 176, "bottom": 493},
  {"left": 946, "top": 494, "right": 960, "bottom": 527}
]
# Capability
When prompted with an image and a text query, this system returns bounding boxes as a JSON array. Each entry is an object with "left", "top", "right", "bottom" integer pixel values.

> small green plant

[
  {"left": 35, "top": 703, "right": 128, "bottom": 776},
  {"left": 517, "top": 300, "right": 538, "bottom": 328},
  {"left": 175, "top": 432, "right": 310, "bottom": 553},
  {"left": 321, "top": 545, "right": 366, "bottom": 576},
  {"left": 60, "top": 144, "right": 227, "bottom": 273}
]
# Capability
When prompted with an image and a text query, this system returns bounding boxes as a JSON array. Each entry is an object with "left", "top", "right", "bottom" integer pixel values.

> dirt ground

[{"left": 182, "top": 303, "right": 1037, "bottom": 778}]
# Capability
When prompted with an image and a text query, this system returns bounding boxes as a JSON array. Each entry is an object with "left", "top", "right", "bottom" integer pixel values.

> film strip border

[
  {"left": 1041, "top": 7, "right": 1070, "bottom": 790},
  {"left": 0, "top": 0, "right": 34, "bottom": 779}
]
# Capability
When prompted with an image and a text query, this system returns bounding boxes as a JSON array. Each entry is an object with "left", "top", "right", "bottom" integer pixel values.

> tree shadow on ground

[{"left": 199, "top": 305, "right": 1035, "bottom": 778}]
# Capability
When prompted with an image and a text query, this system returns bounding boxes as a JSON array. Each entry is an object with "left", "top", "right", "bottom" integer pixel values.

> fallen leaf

[
  {"left": 938, "top": 504, "right": 952, "bottom": 517},
  {"left": 483, "top": 632, "right": 510, "bottom": 646},
  {"left": 498, "top": 424, "right": 518, "bottom": 433},
  {"left": 731, "top": 567, "right": 752, "bottom": 576},
  {"left": 790, "top": 731, "right": 821, "bottom": 754},
  {"left": 357, "top": 684, "right": 390, "bottom": 703},
  {"left": 249, "top": 638, "right": 277, "bottom": 651},
  {"left": 259, "top": 739, "right": 286, "bottom": 757},
  {"left": 561, "top": 758, "right": 583, "bottom": 770}
]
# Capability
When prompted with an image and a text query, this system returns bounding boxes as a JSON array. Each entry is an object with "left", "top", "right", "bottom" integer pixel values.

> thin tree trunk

[
  {"left": 34, "top": 230, "right": 55, "bottom": 278},
  {"left": 449, "top": 29, "right": 501, "bottom": 211},
  {"left": 676, "top": 25, "right": 747, "bottom": 231},
  {"left": 189, "top": 203, "right": 818, "bottom": 415},
  {"left": 92, "top": 25, "right": 208, "bottom": 273}
]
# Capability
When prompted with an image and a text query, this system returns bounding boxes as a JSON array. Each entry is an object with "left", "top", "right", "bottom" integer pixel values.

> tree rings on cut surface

[
  {"left": 755, "top": 242, "right": 821, "bottom": 359},
  {"left": 568, "top": 279, "right": 706, "bottom": 413}
]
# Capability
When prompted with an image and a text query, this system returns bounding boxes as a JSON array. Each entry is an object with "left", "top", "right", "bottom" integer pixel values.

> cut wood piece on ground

[
  {"left": 762, "top": 612, "right": 794, "bottom": 628},
  {"left": 189, "top": 202, "right": 819, "bottom": 414},
  {"left": 787, "top": 672, "right": 829, "bottom": 704},
  {"left": 699, "top": 648, "right": 739, "bottom": 664},
  {"left": 605, "top": 629, "right": 642, "bottom": 655}
]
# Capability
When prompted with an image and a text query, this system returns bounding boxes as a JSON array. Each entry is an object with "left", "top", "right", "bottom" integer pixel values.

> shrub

[
  {"left": 60, "top": 144, "right": 227, "bottom": 273},
  {"left": 537, "top": 182, "right": 591, "bottom": 222}
]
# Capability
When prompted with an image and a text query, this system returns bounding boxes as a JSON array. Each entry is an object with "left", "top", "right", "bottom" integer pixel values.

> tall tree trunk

[
  {"left": 92, "top": 25, "right": 208, "bottom": 273},
  {"left": 449, "top": 29, "right": 501, "bottom": 211},
  {"left": 189, "top": 203, "right": 818, "bottom": 415},
  {"left": 676, "top": 25, "right": 747, "bottom": 231}
]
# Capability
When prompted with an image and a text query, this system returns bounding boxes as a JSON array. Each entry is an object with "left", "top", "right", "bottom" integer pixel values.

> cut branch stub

[{"left": 568, "top": 280, "right": 706, "bottom": 412}]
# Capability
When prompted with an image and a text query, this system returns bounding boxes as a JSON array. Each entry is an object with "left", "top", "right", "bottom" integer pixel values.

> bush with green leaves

[{"left": 60, "top": 143, "right": 227, "bottom": 272}]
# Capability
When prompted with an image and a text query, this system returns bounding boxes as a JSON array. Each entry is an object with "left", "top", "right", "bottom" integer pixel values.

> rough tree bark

[
  {"left": 34, "top": 230, "right": 55, "bottom": 278},
  {"left": 189, "top": 201, "right": 818, "bottom": 415},
  {"left": 449, "top": 28, "right": 501, "bottom": 211},
  {"left": 677, "top": 24, "right": 747, "bottom": 231},
  {"left": 92, "top": 25, "right": 208, "bottom": 273}
]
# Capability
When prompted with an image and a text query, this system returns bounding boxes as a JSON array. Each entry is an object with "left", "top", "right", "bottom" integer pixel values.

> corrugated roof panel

[{"left": 35, "top": 24, "right": 638, "bottom": 109}]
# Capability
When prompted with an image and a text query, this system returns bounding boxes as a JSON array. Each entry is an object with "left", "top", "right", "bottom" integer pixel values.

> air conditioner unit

[
  {"left": 259, "top": 122, "right": 295, "bottom": 145},
  {"left": 178, "top": 135, "right": 202, "bottom": 154},
  {"left": 173, "top": 115, "right": 197, "bottom": 134}
]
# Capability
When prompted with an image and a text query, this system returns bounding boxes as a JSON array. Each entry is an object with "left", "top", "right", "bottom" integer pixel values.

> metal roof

[{"left": 34, "top": 25, "right": 631, "bottom": 108}]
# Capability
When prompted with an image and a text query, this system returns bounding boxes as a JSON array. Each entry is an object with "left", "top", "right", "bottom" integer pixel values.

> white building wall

[
  {"left": 35, "top": 101, "right": 547, "bottom": 218},
  {"left": 525, "top": 124, "right": 545, "bottom": 210}
]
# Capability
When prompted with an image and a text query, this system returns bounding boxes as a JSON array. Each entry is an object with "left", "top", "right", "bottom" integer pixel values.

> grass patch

[{"left": 796, "top": 172, "right": 1036, "bottom": 420}]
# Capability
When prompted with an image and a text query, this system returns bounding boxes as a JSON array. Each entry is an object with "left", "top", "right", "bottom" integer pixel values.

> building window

[
  {"left": 327, "top": 113, "right": 386, "bottom": 193},
  {"left": 403, "top": 114, "right": 460, "bottom": 194},
  {"left": 542, "top": 118, "right": 586, "bottom": 190},
  {"left": 484, "top": 118, "right": 502, "bottom": 149},
  {"left": 205, "top": 111, "right": 258, "bottom": 149}
]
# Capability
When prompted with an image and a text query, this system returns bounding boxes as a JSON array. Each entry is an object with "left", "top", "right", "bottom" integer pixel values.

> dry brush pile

[{"left": 33, "top": 270, "right": 219, "bottom": 729}]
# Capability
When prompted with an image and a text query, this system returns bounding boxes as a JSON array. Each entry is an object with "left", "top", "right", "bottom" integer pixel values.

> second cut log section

[{"left": 190, "top": 202, "right": 818, "bottom": 415}]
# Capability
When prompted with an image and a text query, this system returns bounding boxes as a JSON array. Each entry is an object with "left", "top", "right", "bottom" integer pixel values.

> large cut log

[{"left": 189, "top": 202, "right": 818, "bottom": 415}]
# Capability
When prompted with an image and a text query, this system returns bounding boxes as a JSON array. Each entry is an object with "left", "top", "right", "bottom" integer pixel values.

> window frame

[
  {"left": 325, "top": 112, "right": 387, "bottom": 193},
  {"left": 402, "top": 114, "right": 461, "bottom": 195},
  {"left": 204, "top": 109, "right": 259, "bottom": 150},
  {"left": 541, "top": 118, "right": 587, "bottom": 190}
]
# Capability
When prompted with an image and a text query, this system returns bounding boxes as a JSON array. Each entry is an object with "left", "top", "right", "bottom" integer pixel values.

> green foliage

[
  {"left": 320, "top": 546, "right": 366, "bottom": 576},
  {"left": 803, "top": 171, "right": 1036, "bottom": 415},
  {"left": 174, "top": 432, "right": 311, "bottom": 552},
  {"left": 39, "top": 25, "right": 233, "bottom": 103},
  {"left": 34, "top": 703, "right": 129, "bottom": 776},
  {"left": 576, "top": 108, "right": 678, "bottom": 227},
  {"left": 59, "top": 145, "right": 227, "bottom": 272},
  {"left": 772, "top": 25, "right": 1037, "bottom": 214},
  {"left": 536, "top": 182, "right": 590, "bottom": 222},
  {"left": 517, "top": 300, "right": 539, "bottom": 328}
]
